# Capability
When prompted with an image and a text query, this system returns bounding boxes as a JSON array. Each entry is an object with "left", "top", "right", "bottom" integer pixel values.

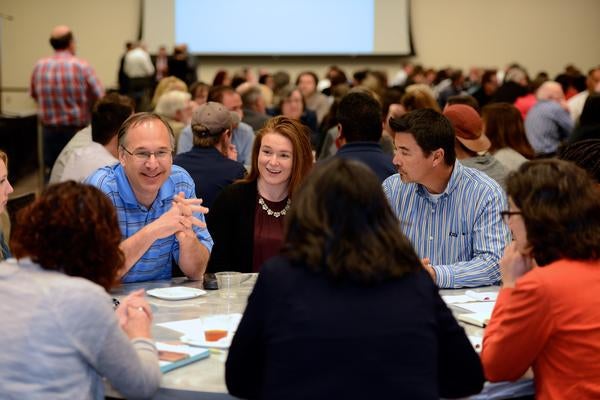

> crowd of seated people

[{"left": 4, "top": 25, "right": 600, "bottom": 398}]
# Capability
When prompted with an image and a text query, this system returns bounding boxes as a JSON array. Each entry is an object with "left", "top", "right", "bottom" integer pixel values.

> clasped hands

[{"left": 153, "top": 192, "right": 208, "bottom": 240}]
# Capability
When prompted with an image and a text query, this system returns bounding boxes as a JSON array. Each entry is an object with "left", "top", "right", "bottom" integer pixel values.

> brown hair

[
  {"left": 117, "top": 112, "right": 175, "bottom": 149},
  {"left": 506, "top": 159, "right": 600, "bottom": 266},
  {"left": 401, "top": 84, "right": 441, "bottom": 112},
  {"left": 482, "top": 103, "right": 535, "bottom": 159},
  {"left": 10, "top": 182, "right": 124, "bottom": 290},
  {"left": 0, "top": 150, "right": 7, "bottom": 167},
  {"left": 242, "top": 116, "right": 313, "bottom": 198},
  {"left": 282, "top": 158, "right": 420, "bottom": 283}
]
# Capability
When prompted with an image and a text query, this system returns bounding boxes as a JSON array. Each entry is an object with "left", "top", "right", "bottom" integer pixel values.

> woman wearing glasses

[
  {"left": 0, "top": 181, "right": 161, "bottom": 398},
  {"left": 482, "top": 159, "right": 600, "bottom": 399},
  {"left": 207, "top": 116, "right": 313, "bottom": 273}
]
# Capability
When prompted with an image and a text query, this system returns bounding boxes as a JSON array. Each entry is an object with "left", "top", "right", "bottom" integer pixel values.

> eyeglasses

[
  {"left": 500, "top": 210, "right": 522, "bottom": 224},
  {"left": 121, "top": 146, "right": 173, "bottom": 161}
]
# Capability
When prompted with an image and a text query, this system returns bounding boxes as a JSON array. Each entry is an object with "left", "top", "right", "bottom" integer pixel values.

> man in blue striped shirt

[
  {"left": 87, "top": 113, "right": 213, "bottom": 283},
  {"left": 383, "top": 109, "right": 509, "bottom": 288}
]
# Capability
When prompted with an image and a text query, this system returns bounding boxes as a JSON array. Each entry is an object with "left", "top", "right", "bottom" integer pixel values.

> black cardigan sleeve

[
  {"left": 225, "top": 265, "right": 270, "bottom": 399},
  {"left": 206, "top": 181, "right": 257, "bottom": 273}
]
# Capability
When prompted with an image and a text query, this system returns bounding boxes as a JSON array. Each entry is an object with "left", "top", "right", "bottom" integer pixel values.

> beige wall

[
  {"left": 2, "top": 0, "right": 599, "bottom": 113},
  {"left": 1, "top": 0, "right": 140, "bottom": 113}
]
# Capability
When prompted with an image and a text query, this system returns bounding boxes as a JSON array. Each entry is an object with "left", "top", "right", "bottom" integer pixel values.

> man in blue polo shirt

[{"left": 87, "top": 113, "right": 212, "bottom": 283}]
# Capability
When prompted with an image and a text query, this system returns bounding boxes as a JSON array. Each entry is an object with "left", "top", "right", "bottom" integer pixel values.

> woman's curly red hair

[{"left": 10, "top": 181, "right": 124, "bottom": 291}]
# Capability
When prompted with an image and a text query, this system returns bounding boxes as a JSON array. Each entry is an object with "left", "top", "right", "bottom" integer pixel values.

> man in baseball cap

[
  {"left": 444, "top": 104, "right": 508, "bottom": 190},
  {"left": 174, "top": 102, "right": 247, "bottom": 208}
]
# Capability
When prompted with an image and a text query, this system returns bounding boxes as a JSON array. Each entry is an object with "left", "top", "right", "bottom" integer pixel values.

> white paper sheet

[
  {"left": 443, "top": 291, "right": 498, "bottom": 304},
  {"left": 157, "top": 318, "right": 203, "bottom": 336},
  {"left": 442, "top": 294, "right": 475, "bottom": 304},
  {"left": 458, "top": 302, "right": 496, "bottom": 316},
  {"left": 468, "top": 335, "right": 483, "bottom": 352},
  {"left": 157, "top": 314, "right": 243, "bottom": 338},
  {"left": 464, "top": 290, "right": 498, "bottom": 302}
]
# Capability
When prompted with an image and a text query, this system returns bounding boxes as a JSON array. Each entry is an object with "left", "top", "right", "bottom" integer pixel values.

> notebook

[{"left": 156, "top": 342, "right": 210, "bottom": 373}]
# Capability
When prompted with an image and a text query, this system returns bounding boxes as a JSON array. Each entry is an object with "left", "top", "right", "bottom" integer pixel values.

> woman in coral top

[{"left": 482, "top": 159, "right": 600, "bottom": 399}]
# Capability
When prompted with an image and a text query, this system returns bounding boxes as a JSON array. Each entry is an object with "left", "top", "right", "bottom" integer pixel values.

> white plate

[
  {"left": 146, "top": 287, "right": 207, "bottom": 300},
  {"left": 180, "top": 334, "right": 232, "bottom": 349}
]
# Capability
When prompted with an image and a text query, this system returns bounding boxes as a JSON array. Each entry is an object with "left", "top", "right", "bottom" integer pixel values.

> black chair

[{"left": 6, "top": 192, "right": 36, "bottom": 228}]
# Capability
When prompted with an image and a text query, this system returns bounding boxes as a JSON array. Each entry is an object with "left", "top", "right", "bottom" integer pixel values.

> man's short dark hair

[
  {"left": 49, "top": 31, "right": 73, "bottom": 50},
  {"left": 208, "top": 85, "right": 235, "bottom": 104},
  {"left": 389, "top": 108, "right": 456, "bottom": 165},
  {"left": 336, "top": 92, "right": 382, "bottom": 142},
  {"left": 91, "top": 93, "right": 134, "bottom": 145}
]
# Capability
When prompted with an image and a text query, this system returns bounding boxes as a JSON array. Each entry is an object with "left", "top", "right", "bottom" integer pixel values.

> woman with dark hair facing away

[
  {"left": 207, "top": 116, "right": 313, "bottom": 273},
  {"left": 482, "top": 159, "right": 600, "bottom": 399},
  {"left": 226, "top": 158, "right": 484, "bottom": 400},
  {"left": 0, "top": 182, "right": 161, "bottom": 399},
  {"left": 481, "top": 103, "right": 535, "bottom": 171},
  {"left": 0, "top": 149, "right": 14, "bottom": 260}
]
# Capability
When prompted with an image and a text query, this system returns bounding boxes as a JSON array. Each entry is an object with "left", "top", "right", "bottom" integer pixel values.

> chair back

[{"left": 6, "top": 191, "right": 36, "bottom": 228}]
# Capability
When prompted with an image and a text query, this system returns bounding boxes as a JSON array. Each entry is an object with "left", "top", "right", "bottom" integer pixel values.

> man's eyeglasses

[
  {"left": 121, "top": 146, "right": 173, "bottom": 161},
  {"left": 500, "top": 210, "right": 522, "bottom": 223}
]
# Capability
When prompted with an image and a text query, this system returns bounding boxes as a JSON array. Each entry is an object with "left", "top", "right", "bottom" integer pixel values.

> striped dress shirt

[
  {"left": 30, "top": 50, "right": 104, "bottom": 127},
  {"left": 383, "top": 161, "right": 509, "bottom": 288},
  {"left": 86, "top": 164, "right": 213, "bottom": 283}
]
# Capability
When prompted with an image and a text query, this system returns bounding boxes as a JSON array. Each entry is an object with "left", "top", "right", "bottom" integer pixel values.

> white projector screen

[{"left": 143, "top": 0, "right": 412, "bottom": 56}]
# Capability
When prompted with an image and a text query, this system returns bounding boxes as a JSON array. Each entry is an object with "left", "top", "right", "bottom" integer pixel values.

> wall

[
  {"left": 0, "top": 0, "right": 139, "bottom": 113},
  {"left": 1, "top": 0, "right": 599, "bottom": 114}
]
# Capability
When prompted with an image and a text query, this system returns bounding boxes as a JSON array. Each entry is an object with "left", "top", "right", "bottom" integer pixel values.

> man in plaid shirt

[{"left": 30, "top": 25, "right": 104, "bottom": 177}]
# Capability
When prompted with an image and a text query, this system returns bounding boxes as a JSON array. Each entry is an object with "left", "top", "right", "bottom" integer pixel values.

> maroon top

[{"left": 252, "top": 196, "right": 289, "bottom": 272}]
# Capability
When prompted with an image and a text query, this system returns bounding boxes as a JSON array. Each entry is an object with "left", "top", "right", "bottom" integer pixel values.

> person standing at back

[{"left": 30, "top": 25, "right": 104, "bottom": 179}]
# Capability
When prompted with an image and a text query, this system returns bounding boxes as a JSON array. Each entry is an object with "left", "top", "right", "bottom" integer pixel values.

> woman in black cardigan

[
  {"left": 207, "top": 116, "right": 313, "bottom": 273},
  {"left": 225, "top": 158, "right": 484, "bottom": 400}
]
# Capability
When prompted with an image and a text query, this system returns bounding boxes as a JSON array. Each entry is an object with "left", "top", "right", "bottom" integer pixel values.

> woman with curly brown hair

[
  {"left": 482, "top": 159, "right": 600, "bottom": 399},
  {"left": 0, "top": 181, "right": 161, "bottom": 399},
  {"left": 226, "top": 158, "right": 484, "bottom": 400}
]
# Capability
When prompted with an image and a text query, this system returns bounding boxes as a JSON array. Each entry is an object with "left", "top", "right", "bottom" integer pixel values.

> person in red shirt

[
  {"left": 30, "top": 25, "right": 104, "bottom": 178},
  {"left": 482, "top": 159, "right": 600, "bottom": 399}
]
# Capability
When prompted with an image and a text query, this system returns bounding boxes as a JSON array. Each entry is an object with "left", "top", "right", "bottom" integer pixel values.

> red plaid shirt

[{"left": 30, "top": 50, "right": 104, "bottom": 127}]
